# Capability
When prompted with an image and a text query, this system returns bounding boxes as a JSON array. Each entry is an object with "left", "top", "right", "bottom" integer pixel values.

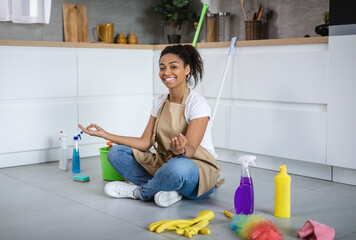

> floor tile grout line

[
  {"left": 338, "top": 231, "right": 356, "bottom": 239},
  {"left": 1, "top": 164, "right": 162, "bottom": 230},
  {"left": 0, "top": 167, "right": 115, "bottom": 206},
  {"left": 0, "top": 171, "right": 96, "bottom": 213},
  {"left": 0, "top": 202, "right": 79, "bottom": 220},
  {"left": 79, "top": 200, "right": 150, "bottom": 230},
  {"left": 105, "top": 230, "right": 173, "bottom": 240}
]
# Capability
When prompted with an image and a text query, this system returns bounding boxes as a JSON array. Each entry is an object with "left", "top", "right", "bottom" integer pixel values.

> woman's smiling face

[{"left": 159, "top": 53, "right": 190, "bottom": 89}]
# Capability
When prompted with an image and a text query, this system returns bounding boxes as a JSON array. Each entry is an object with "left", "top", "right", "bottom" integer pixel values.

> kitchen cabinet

[
  {"left": 78, "top": 49, "right": 153, "bottom": 96},
  {"left": 231, "top": 45, "right": 327, "bottom": 104},
  {"left": 228, "top": 44, "right": 328, "bottom": 164},
  {"left": 0, "top": 45, "right": 153, "bottom": 167},
  {"left": 327, "top": 34, "right": 356, "bottom": 169},
  {"left": 0, "top": 47, "right": 77, "bottom": 100},
  {"left": 0, "top": 46, "right": 78, "bottom": 159},
  {"left": 228, "top": 105, "right": 327, "bottom": 164},
  {"left": 4, "top": 38, "right": 355, "bottom": 185}
]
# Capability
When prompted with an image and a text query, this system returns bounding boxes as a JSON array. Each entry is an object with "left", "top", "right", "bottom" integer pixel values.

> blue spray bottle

[
  {"left": 234, "top": 155, "right": 256, "bottom": 215},
  {"left": 72, "top": 131, "right": 83, "bottom": 173}
]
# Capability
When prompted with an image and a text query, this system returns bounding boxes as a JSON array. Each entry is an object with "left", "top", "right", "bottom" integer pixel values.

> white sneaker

[
  {"left": 154, "top": 191, "right": 182, "bottom": 207},
  {"left": 104, "top": 181, "right": 138, "bottom": 199}
]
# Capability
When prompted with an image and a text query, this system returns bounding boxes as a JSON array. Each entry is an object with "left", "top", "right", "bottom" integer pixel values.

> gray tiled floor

[{"left": 1, "top": 157, "right": 356, "bottom": 240}]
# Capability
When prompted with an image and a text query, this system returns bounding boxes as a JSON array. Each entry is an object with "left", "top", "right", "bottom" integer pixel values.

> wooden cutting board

[{"left": 62, "top": 3, "right": 89, "bottom": 42}]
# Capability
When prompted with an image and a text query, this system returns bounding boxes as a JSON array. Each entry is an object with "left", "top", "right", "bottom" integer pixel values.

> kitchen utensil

[
  {"left": 241, "top": 0, "right": 248, "bottom": 21},
  {"left": 96, "top": 23, "right": 114, "bottom": 43},
  {"left": 62, "top": 3, "right": 89, "bottom": 42},
  {"left": 211, "top": 37, "right": 237, "bottom": 125},
  {"left": 252, "top": 12, "right": 258, "bottom": 20},
  {"left": 257, "top": 5, "right": 264, "bottom": 20}
]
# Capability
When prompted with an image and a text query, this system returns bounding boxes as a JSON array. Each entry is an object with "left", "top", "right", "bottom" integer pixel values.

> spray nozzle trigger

[
  {"left": 73, "top": 131, "right": 83, "bottom": 140},
  {"left": 239, "top": 155, "right": 257, "bottom": 168}
]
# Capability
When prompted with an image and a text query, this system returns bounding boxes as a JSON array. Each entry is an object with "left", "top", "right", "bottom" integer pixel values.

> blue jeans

[{"left": 107, "top": 145, "right": 214, "bottom": 201}]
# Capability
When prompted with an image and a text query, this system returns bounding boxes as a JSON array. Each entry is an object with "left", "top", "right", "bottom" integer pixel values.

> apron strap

[
  {"left": 181, "top": 87, "right": 190, "bottom": 104},
  {"left": 151, "top": 99, "right": 168, "bottom": 150}
]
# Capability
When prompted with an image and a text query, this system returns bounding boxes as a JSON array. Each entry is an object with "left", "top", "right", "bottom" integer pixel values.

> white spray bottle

[{"left": 59, "top": 131, "right": 68, "bottom": 171}]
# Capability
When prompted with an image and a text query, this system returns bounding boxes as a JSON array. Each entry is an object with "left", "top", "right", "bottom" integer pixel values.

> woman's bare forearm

[{"left": 102, "top": 132, "right": 152, "bottom": 152}]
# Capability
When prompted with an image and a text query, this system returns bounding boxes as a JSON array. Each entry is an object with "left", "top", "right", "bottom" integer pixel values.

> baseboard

[
  {"left": 0, "top": 143, "right": 104, "bottom": 169},
  {"left": 215, "top": 147, "right": 332, "bottom": 181},
  {"left": 333, "top": 166, "right": 356, "bottom": 186}
]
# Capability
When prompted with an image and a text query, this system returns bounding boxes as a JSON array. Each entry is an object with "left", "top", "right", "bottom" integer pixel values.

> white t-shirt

[{"left": 151, "top": 89, "right": 217, "bottom": 158}]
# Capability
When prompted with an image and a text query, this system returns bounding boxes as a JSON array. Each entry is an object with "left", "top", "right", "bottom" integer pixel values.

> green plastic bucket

[{"left": 99, "top": 147, "right": 125, "bottom": 181}]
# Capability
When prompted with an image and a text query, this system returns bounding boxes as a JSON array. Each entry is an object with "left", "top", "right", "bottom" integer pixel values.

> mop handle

[
  {"left": 192, "top": 3, "right": 208, "bottom": 47},
  {"left": 211, "top": 37, "right": 237, "bottom": 125}
]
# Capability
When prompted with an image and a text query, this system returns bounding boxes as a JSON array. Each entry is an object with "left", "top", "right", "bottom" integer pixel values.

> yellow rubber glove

[
  {"left": 183, "top": 219, "right": 210, "bottom": 238},
  {"left": 175, "top": 226, "right": 210, "bottom": 236},
  {"left": 199, "top": 227, "right": 211, "bottom": 235},
  {"left": 148, "top": 210, "right": 214, "bottom": 234}
]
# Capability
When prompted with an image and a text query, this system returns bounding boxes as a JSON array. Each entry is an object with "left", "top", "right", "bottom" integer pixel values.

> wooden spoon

[{"left": 241, "top": 0, "right": 248, "bottom": 21}]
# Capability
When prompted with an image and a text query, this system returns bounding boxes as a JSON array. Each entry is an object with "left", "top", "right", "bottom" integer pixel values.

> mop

[
  {"left": 210, "top": 37, "right": 236, "bottom": 189},
  {"left": 191, "top": 4, "right": 236, "bottom": 189},
  {"left": 192, "top": 3, "right": 208, "bottom": 47},
  {"left": 211, "top": 37, "right": 237, "bottom": 125},
  {"left": 191, "top": 3, "right": 237, "bottom": 124}
]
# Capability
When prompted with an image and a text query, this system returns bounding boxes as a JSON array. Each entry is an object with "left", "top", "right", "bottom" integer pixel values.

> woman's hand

[
  {"left": 78, "top": 123, "right": 107, "bottom": 138},
  {"left": 169, "top": 133, "right": 187, "bottom": 156}
]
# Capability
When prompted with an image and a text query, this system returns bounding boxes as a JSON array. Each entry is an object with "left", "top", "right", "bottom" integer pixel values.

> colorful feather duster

[{"left": 229, "top": 214, "right": 283, "bottom": 240}]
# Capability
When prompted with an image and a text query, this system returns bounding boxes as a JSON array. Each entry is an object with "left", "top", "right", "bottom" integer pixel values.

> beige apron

[{"left": 132, "top": 88, "right": 220, "bottom": 197}]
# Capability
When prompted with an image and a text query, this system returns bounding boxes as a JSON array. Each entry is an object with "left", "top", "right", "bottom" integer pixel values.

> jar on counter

[
  {"left": 206, "top": 13, "right": 217, "bottom": 42},
  {"left": 217, "top": 12, "right": 230, "bottom": 42}
]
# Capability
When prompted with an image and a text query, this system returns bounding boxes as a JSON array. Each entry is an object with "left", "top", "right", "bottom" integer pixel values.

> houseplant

[
  {"left": 315, "top": 11, "right": 329, "bottom": 36},
  {"left": 154, "top": 0, "right": 195, "bottom": 43}
]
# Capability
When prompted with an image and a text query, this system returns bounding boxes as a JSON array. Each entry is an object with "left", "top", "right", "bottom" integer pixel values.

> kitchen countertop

[{"left": 0, "top": 37, "right": 328, "bottom": 49}]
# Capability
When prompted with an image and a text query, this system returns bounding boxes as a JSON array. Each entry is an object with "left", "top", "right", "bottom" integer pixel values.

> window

[{"left": 0, "top": 0, "right": 51, "bottom": 24}]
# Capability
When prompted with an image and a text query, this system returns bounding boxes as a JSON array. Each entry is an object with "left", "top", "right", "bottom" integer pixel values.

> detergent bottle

[
  {"left": 59, "top": 131, "right": 68, "bottom": 171},
  {"left": 275, "top": 165, "right": 291, "bottom": 218},
  {"left": 72, "top": 131, "right": 83, "bottom": 173},
  {"left": 234, "top": 155, "right": 256, "bottom": 215}
]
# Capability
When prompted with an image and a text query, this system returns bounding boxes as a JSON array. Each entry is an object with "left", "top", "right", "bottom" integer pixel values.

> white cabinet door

[
  {"left": 78, "top": 49, "right": 153, "bottom": 96},
  {"left": 327, "top": 35, "right": 356, "bottom": 169},
  {"left": 199, "top": 48, "right": 233, "bottom": 99},
  {"left": 0, "top": 101, "right": 77, "bottom": 154},
  {"left": 228, "top": 104, "right": 327, "bottom": 164},
  {"left": 153, "top": 50, "right": 165, "bottom": 94},
  {"left": 209, "top": 102, "right": 228, "bottom": 148},
  {"left": 232, "top": 44, "right": 328, "bottom": 104},
  {"left": 0, "top": 46, "right": 78, "bottom": 155},
  {"left": 0, "top": 47, "right": 77, "bottom": 100},
  {"left": 78, "top": 96, "right": 153, "bottom": 145}
]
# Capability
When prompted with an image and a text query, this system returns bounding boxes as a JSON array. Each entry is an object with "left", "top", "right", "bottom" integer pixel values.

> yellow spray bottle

[{"left": 275, "top": 165, "right": 291, "bottom": 218}]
